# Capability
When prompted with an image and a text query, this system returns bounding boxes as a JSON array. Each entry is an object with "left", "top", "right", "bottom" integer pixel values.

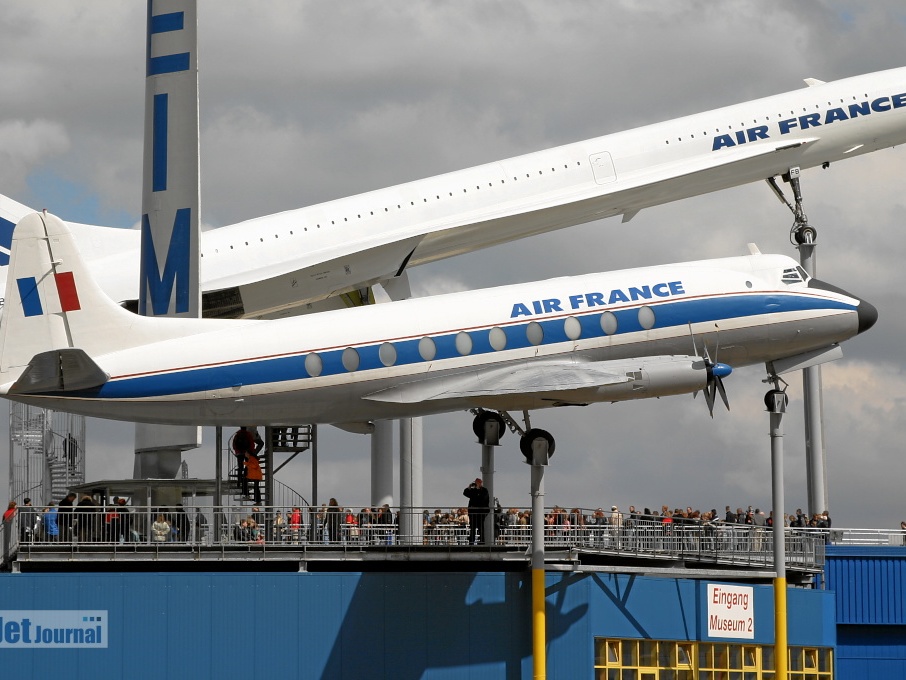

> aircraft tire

[{"left": 520, "top": 428, "right": 555, "bottom": 463}]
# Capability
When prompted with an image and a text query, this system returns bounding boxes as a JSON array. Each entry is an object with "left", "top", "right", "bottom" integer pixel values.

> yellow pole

[
  {"left": 767, "top": 392, "right": 789, "bottom": 679},
  {"left": 532, "top": 567, "right": 546, "bottom": 679},
  {"left": 774, "top": 575, "right": 788, "bottom": 679}
]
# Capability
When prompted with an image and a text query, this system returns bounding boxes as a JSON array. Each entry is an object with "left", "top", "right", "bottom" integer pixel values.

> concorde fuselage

[
  {"left": 140, "top": 66, "right": 906, "bottom": 315},
  {"left": 3, "top": 66, "right": 904, "bottom": 319}
]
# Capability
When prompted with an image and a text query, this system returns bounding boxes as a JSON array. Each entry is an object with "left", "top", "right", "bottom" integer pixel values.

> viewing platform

[{"left": 0, "top": 502, "right": 842, "bottom": 581}]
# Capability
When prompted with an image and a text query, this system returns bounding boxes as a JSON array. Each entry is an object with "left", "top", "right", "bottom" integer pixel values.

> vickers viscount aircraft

[
  {"left": 0, "top": 212, "right": 876, "bottom": 449},
  {"left": 0, "top": 67, "right": 905, "bottom": 318}
]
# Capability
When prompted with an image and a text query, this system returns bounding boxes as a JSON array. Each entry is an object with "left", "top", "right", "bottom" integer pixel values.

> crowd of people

[
  {"left": 1, "top": 496, "right": 204, "bottom": 544},
  {"left": 0, "top": 479, "right": 855, "bottom": 550}
]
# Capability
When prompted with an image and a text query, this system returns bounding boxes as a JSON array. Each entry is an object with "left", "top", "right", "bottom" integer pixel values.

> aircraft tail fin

[{"left": 0, "top": 211, "right": 241, "bottom": 384}]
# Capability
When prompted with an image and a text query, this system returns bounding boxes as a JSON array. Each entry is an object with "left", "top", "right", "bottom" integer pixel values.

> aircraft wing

[{"left": 364, "top": 355, "right": 704, "bottom": 408}]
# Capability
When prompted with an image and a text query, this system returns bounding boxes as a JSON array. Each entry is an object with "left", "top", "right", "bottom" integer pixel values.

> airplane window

[
  {"left": 342, "top": 348, "right": 360, "bottom": 372},
  {"left": 797, "top": 266, "right": 809, "bottom": 280},
  {"left": 600, "top": 312, "right": 618, "bottom": 336},
  {"left": 379, "top": 342, "right": 397, "bottom": 367},
  {"left": 455, "top": 332, "right": 473, "bottom": 356},
  {"left": 564, "top": 317, "right": 582, "bottom": 341},
  {"left": 489, "top": 327, "right": 507, "bottom": 351},
  {"left": 304, "top": 353, "right": 323, "bottom": 378},
  {"left": 418, "top": 337, "right": 436, "bottom": 361},
  {"left": 526, "top": 322, "right": 544, "bottom": 346},
  {"left": 638, "top": 306, "right": 655, "bottom": 330}
]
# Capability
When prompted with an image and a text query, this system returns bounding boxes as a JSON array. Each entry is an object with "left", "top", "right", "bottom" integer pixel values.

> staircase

[
  {"left": 224, "top": 426, "right": 312, "bottom": 508},
  {"left": 9, "top": 404, "right": 85, "bottom": 505}
]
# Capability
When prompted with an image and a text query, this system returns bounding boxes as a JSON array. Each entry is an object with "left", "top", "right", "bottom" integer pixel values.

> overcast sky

[{"left": 1, "top": 2, "right": 904, "bottom": 528}]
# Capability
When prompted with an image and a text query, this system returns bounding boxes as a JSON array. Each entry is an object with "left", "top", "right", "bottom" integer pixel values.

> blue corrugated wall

[
  {"left": 0, "top": 571, "right": 833, "bottom": 679},
  {"left": 826, "top": 546, "right": 906, "bottom": 678}
]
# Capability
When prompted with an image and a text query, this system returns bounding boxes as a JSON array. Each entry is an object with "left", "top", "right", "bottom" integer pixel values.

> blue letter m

[{"left": 139, "top": 208, "right": 191, "bottom": 315}]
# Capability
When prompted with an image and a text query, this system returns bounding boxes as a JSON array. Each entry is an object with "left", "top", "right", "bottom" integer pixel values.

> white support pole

[
  {"left": 481, "top": 443, "right": 495, "bottom": 546},
  {"left": 798, "top": 239, "right": 828, "bottom": 516},
  {"left": 399, "top": 417, "right": 423, "bottom": 545},
  {"left": 371, "top": 420, "right": 394, "bottom": 507}
]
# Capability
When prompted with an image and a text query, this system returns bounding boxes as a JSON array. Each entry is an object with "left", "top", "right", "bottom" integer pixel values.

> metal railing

[{"left": 0, "top": 506, "right": 840, "bottom": 571}]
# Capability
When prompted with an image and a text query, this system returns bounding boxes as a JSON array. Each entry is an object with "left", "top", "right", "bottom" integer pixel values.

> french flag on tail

[{"left": 17, "top": 272, "right": 81, "bottom": 317}]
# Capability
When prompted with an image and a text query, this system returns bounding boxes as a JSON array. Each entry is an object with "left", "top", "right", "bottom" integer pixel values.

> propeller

[{"left": 689, "top": 323, "right": 732, "bottom": 417}]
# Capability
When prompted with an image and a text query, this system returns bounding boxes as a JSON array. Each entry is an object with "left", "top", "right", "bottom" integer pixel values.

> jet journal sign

[
  {"left": 707, "top": 584, "right": 754, "bottom": 639},
  {"left": 0, "top": 610, "right": 107, "bottom": 648}
]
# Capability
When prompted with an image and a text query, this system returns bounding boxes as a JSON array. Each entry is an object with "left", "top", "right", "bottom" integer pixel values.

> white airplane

[
  {"left": 0, "top": 66, "right": 905, "bottom": 318},
  {"left": 0, "top": 212, "right": 876, "bottom": 447}
]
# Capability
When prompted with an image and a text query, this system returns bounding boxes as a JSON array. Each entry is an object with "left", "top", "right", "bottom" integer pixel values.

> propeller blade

[
  {"left": 716, "top": 376, "right": 730, "bottom": 411},
  {"left": 704, "top": 380, "right": 716, "bottom": 416}
]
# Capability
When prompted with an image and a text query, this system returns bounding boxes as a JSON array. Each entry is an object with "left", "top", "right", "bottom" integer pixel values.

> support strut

[{"left": 765, "top": 168, "right": 828, "bottom": 516}]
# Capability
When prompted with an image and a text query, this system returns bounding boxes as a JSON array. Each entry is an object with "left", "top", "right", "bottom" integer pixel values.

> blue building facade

[
  {"left": 0, "top": 570, "right": 835, "bottom": 679},
  {"left": 826, "top": 545, "right": 906, "bottom": 678}
]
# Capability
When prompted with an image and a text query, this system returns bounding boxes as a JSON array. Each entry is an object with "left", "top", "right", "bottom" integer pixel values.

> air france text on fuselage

[
  {"left": 711, "top": 92, "right": 906, "bottom": 151},
  {"left": 511, "top": 281, "right": 685, "bottom": 318}
]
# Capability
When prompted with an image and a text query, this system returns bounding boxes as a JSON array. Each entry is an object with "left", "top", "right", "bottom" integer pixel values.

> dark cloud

[{"left": 1, "top": 2, "right": 904, "bottom": 528}]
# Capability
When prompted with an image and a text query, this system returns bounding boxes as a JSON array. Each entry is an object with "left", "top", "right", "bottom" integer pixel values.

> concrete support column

[
  {"left": 399, "top": 417, "right": 424, "bottom": 545},
  {"left": 798, "top": 239, "right": 828, "bottom": 516},
  {"left": 371, "top": 420, "right": 394, "bottom": 507},
  {"left": 481, "top": 444, "right": 495, "bottom": 546}
]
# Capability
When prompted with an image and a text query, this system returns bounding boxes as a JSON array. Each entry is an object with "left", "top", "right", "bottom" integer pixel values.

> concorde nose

[{"left": 807, "top": 278, "right": 878, "bottom": 334}]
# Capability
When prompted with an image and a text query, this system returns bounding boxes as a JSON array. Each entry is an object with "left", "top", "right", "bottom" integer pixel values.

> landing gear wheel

[
  {"left": 520, "top": 428, "right": 555, "bottom": 463},
  {"left": 472, "top": 411, "right": 506, "bottom": 445},
  {"left": 793, "top": 225, "right": 818, "bottom": 245}
]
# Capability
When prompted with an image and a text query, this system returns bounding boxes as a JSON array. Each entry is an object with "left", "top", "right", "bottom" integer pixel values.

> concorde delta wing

[
  {"left": 363, "top": 355, "right": 708, "bottom": 410},
  {"left": 208, "top": 235, "right": 424, "bottom": 319}
]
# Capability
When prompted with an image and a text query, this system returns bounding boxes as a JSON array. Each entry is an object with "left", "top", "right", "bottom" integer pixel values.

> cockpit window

[{"left": 781, "top": 267, "right": 806, "bottom": 284}]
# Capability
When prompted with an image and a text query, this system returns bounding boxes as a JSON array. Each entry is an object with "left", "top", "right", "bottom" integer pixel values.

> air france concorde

[
  {"left": 0, "top": 212, "right": 877, "bottom": 430},
  {"left": 0, "top": 67, "right": 905, "bottom": 319}
]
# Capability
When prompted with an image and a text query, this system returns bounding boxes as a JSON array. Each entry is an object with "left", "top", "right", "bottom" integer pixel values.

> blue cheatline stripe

[
  {"left": 152, "top": 93, "right": 168, "bottom": 192},
  {"left": 56, "top": 292, "right": 856, "bottom": 401},
  {"left": 0, "top": 216, "right": 14, "bottom": 265},
  {"left": 150, "top": 12, "right": 184, "bottom": 34},
  {"left": 16, "top": 277, "right": 42, "bottom": 317},
  {"left": 148, "top": 53, "right": 190, "bottom": 76}
]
